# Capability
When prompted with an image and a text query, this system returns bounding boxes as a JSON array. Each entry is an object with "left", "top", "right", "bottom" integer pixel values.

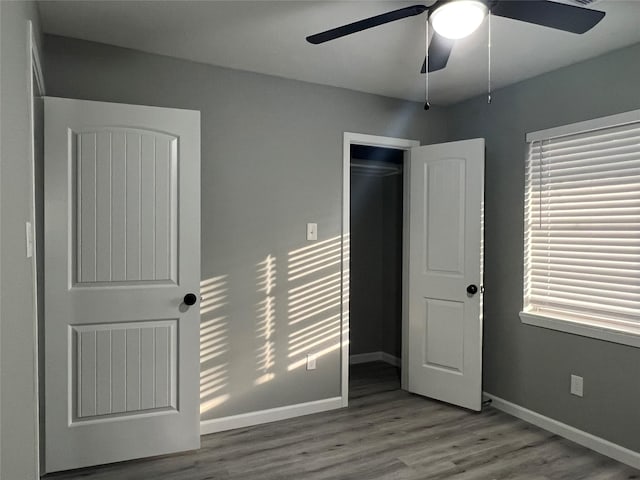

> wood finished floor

[{"left": 46, "top": 362, "right": 640, "bottom": 480}]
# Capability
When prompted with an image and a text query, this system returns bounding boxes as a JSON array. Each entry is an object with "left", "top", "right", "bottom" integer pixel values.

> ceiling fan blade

[
  {"left": 420, "top": 32, "right": 455, "bottom": 73},
  {"left": 306, "top": 5, "right": 428, "bottom": 44},
  {"left": 492, "top": 0, "right": 605, "bottom": 34}
]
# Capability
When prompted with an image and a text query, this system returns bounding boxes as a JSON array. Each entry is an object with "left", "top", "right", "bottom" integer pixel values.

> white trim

[
  {"left": 520, "top": 311, "right": 640, "bottom": 349},
  {"left": 27, "top": 20, "right": 44, "bottom": 478},
  {"left": 342, "top": 133, "right": 419, "bottom": 407},
  {"left": 485, "top": 393, "right": 640, "bottom": 470},
  {"left": 400, "top": 149, "right": 411, "bottom": 391},
  {"left": 30, "top": 24, "right": 45, "bottom": 96},
  {"left": 349, "top": 351, "right": 401, "bottom": 367},
  {"left": 200, "top": 397, "right": 342, "bottom": 436},
  {"left": 526, "top": 108, "right": 640, "bottom": 142},
  {"left": 0, "top": 4, "right": 3, "bottom": 475},
  {"left": 341, "top": 135, "right": 350, "bottom": 408},
  {"left": 345, "top": 132, "right": 421, "bottom": 149}
]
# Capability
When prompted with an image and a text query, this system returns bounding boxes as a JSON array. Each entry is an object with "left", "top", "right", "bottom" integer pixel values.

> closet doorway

[
  {"left": 341, "top": 133, "right": 419, "bottom": 398},
  {"left": 349, "top": 144, "right": 405, "bottom": 370},
  {"left": 341, "top": 132, "right": 485, "bottom": 411}
]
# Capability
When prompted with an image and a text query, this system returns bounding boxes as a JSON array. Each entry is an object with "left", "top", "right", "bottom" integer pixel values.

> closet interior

[{"left": 349, "top": 144, "right": 404, "bottom": 373}]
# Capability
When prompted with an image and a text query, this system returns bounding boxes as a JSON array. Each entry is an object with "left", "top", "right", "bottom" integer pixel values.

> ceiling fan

[{"left": 306, "top": 0, "right": 606, "bottom": 74}]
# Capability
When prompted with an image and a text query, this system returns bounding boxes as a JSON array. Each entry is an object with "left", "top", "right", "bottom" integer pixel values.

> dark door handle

[
  {"left": 183, "top": 293, "right": 198, "bottom": 306},
  {"left": 466, "top": 284, "right": 478, "bottom": 295}
]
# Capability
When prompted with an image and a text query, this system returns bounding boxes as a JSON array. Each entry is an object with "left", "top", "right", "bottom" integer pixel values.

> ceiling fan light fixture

[{"left": 431, "top": 0, "right": 488, "bottom": 40}]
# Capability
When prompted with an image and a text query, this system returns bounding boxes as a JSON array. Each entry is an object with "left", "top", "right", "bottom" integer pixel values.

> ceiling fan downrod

[{"left": 487, "top": 6, "right": 492, "bottom": 104}]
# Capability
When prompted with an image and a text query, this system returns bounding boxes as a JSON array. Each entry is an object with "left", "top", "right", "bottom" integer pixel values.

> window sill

[{"left": 519, "top": 311, "right": 640, "bottom": 349}]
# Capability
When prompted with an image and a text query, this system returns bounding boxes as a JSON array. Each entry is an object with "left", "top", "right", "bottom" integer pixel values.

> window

[{"left": 520, "top": 110, "right": 640, "bottom": 347}]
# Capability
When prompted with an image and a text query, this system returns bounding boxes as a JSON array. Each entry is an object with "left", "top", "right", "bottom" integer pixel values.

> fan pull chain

[
  {"left": 487, "top": 9, "right": 492, "bottom": 104},
  {"left": 424, "top": 17, "right": 430, "bottom": 110}
]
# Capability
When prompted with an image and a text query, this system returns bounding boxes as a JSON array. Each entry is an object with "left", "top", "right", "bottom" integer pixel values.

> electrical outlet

[
  {"left": 306, "top": 353, "right": 317, "bottom": 370},
  {"left": 570, "top": 374, "right": 583, "bottom": 397}
]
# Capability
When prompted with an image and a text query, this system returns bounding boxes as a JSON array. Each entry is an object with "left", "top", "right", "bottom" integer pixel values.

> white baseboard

[
  {"left": 200, "top": 396, "right": 343, "bottom": 436},
  {"left": 349, "top": 351, "right": 400, "bottom": 367},
  {"left": 484, "top": 393, "right": 640, "bottom": 470}
]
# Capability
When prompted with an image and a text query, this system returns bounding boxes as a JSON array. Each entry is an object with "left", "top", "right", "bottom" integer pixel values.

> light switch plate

[
  {"left": 570, "top": 374, "right": 583, "bottom": 397},
  {"left": 307, "top": 353, "right": 317, "bottom": 370},
  {"left": 307, "top": 223, "right": 318, "bottom": 241},
  {"left": 25, "top": 221, "right": 34, "bottom": 258}
]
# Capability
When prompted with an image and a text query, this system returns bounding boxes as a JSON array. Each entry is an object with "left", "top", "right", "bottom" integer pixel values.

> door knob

[
  {"left": 183, "top": 293, "right": 198, "bottom": 306},
  {"left": 466, "top": 284, "right": 478, "bottom": 295}
]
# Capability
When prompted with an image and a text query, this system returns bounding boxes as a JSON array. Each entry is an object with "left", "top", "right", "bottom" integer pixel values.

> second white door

[
  {"left": 407, "top": 139, "right": 485, "bottom": 411},
  {"left": 44, "top": 97, "right": 201, "bottom": 472}
]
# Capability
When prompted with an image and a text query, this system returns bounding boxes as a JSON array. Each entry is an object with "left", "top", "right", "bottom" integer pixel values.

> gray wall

[
  {"left": 380, "top": 170, "right": 403, "bottom": 358},
  {"left": 0, "top": 2, "right": 42, "bottom": 478},
  {"left": 43, "top": 34, "right": 448, "bottom": 421},
  {"left": 350, "top": 172, "right": 384, "bottom": 356},
  {"left": 350, "top": 169, "right": 403, "bottom": 358},
  {"left": 446, "top": 42, "right": 640, "bottom": 452}
]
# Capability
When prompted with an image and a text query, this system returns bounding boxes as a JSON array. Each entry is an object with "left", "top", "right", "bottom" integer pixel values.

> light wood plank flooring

[{"left": 46, "top": 362, "right": 640, "bottom": 479}]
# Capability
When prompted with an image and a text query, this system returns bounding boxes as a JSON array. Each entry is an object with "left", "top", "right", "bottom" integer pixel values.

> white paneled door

[
  {"left": 407, "top": 139, "right": 484, "bottom": 411},
  {"left": 44, "top": 97, "right": 201, "bottom": 473}
]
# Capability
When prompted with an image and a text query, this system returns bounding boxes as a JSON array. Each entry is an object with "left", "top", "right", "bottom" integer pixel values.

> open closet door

[{"left": 406, "top": 139, "right": 484, "bottom": 411}]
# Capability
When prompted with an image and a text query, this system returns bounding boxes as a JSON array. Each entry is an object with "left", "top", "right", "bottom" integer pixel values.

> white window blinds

[{"left": 524, "top": 118, "right": 640, "bottom": 329}]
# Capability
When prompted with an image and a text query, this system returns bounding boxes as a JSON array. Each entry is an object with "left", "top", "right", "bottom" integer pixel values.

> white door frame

[
  {"left": 341, "top": 132, "right": 419, "bottom": 406},
  {"left": 0, "top": 6, "right": 2, "bottom": 476},
  {"left": 28, "top": 19, "right": 45, "bottom": 477}
]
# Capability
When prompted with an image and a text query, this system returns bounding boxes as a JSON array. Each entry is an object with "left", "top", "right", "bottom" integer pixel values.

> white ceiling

[{"left": 38, "top": 0, "right": 640, "bottom": 105}]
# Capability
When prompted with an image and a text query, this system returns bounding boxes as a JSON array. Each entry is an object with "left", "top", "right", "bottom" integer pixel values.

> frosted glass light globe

[{"left": 431, "top": 0, "right": 488, "bottom": 40}]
